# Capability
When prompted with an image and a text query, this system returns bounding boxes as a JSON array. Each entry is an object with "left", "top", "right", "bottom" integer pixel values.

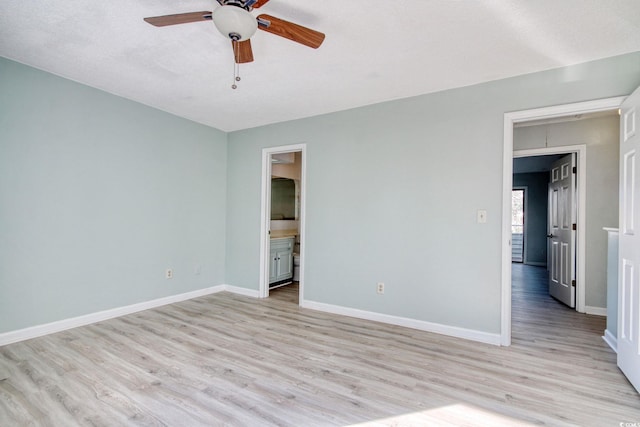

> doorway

[
  {"left": 259, "top": 144, "right": 306, "bottom": 303},
  {"left": 513, "top": 150, "right": 582, "bottom": 311},
  {"left": 501, "top": 96, "right": 625, "bottom": 346},
  {"left": 514, "top": 146, "right": 585, "bottom": 309}
]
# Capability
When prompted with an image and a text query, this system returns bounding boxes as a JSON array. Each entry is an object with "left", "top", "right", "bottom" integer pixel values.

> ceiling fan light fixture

[{"left": 213, "top": 5, "right": 258, "bottom": 41}]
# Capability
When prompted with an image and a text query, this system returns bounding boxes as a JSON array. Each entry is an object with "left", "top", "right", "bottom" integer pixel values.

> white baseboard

[
  {"left": 2, "top": 285, "right": 500, "bottom": 348},
  {"left": 524, "top": 261, "right": 546, "bottom": 267},
  {"left": 0, "top": 284, "right": 260, "bottom": 347},
  {"left": 585, "top": 306, "right": 607, "bottom": 316},
  {"left": 603, "top": 329, "right": 617, "bottom": 353},
  {"left": 300, "top": 300, "right": 502, "bottom": 346},
  {"left": 225, "top": 285, "right": 260, "bottom": 298}
]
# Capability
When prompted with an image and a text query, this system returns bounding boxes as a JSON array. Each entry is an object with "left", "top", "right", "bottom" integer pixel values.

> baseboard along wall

[
  {"left": 585, "top": 306, "right": 607, "bottom": 316},
  {"left": 0, "top": 285, "right": 245, "bottom": 347},
  {"left": 300, "top": 300, "right": 502, "bottom": 346},
  {"left": 603, "top": 329, "right": 617, "bottom": 353},
  {"left": 1, "top": 284, "right": 498, "bottom": 347}
]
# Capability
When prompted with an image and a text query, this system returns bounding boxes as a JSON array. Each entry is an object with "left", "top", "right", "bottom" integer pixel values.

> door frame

[
  {"left": 259, "top": 143, "right": 307, "bottom": 301},
  {"left": 516, "top": 148, "right": 584, "bottom": 307},
  {"left": 501, "top": 96, "right": 625, "bottom": 346}
]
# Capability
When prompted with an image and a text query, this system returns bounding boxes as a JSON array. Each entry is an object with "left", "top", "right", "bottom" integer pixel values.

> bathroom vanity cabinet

[{"left": 269, "top": 236, "right": 294, "bottom": 287}]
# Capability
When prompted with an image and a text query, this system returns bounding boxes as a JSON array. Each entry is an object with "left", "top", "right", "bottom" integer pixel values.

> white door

[
  {"left": 548, "top": 153, "right": 576, "bottom": 307},
  {"left": 618, "top": 85, "right": 640, "bottom": 393}
]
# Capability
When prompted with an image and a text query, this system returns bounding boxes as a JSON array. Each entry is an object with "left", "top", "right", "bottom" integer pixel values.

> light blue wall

[
  {"left": 0, "top": 57, "right": 228, "bottom": 333},
  {"left": 226, "top": 52, "right": 640, "bottom": 334},
  {"left": 2, "top": 52, "right": 639, "bottom": 338}
]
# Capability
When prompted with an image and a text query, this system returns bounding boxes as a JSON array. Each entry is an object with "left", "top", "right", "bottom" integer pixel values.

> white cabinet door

[
  {"left": 269, "top": 237, "right": 294, "bottom": 285},
  {"left": 269, "top": 252, "right": 278, "bottom": 283},
  {"left": 275, "top": 249, "right": 293, "bottom": 281},
  {"left": 618, "top": 85, "right": 640, "bottom": 393}
]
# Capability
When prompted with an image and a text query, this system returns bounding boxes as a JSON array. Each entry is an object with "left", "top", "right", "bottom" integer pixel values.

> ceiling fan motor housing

[
  {"left": 213, "top": 4, "right": 258, "bottom": 41},
  {"left": 221, "top": 1, "right": 251, "bottom": 10}
]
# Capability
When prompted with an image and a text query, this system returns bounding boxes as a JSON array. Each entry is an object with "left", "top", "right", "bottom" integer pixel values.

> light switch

[{"left": 477, "top": 210, "right": 487, "bottom": 224}]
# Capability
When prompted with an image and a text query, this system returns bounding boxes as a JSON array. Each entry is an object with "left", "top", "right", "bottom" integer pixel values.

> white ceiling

[{"left": 1, "top": 1, "right": 639, "bottom": 132}]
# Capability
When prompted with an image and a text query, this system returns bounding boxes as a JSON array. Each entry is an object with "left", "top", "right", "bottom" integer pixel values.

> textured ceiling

[{"left": 1, "top": 1, "right": 639, "bottom": 132}]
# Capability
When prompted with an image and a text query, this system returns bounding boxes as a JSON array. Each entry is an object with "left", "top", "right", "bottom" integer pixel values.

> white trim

[
  {"left": 2, "top": 284, "right": 500, "bottom": 347},
  {"left": 502, "top": 96, "right": 625, "bottom": 347},
  {"left": 585, "top": 306, "right": 607, "bottom": 316},
  {"left": 301, "top": 300, "right": 502, "bottom": 346},
  {"left": 225, "top": 285, "right": 261, "bottom": 298},
  {"left": 259, "top": 144, "right": 307, "bottom": 302},
  {"left": 502, "top": 114, "right": 514, "bottom": 346},
  {"left": 505, "top": 97, "right": 626, "bottom": 123},
  {"left": 603, "top": 329, "right": 618, "bottom": 353},
  {"left": 0, "top": 285, "right": 231, "bottom": 346},
  {"left": 259, "top": 149, "right": 273, "bottom": 299},
  {"left": 299, "top": 149, "right": 307, "bottom": 303},
  {"left": 524, "top": 261, "right": 547, "bottom": 267}
]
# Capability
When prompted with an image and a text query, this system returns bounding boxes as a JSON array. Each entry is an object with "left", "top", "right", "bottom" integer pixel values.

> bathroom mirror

[{"left": 271, "top": 178, "right": 297, "bottom": 220}]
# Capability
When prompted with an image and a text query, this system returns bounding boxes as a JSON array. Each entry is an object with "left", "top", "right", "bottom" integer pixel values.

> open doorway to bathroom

[{"left": 259, "top": 144, "right": 306, "bottom": 303}]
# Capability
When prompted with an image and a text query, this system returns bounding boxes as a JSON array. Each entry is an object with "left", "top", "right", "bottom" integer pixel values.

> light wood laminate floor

[{"left": 1, "top": 266, "right": 639, "bottom": 426}]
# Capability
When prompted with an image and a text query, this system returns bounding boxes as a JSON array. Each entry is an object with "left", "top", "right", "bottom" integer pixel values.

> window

[
  {"left": 512, "top": 189, "right": 524, "bottom": 234},
  {"left": 512, "top": 189, "right": 525, "bottom": 262}
]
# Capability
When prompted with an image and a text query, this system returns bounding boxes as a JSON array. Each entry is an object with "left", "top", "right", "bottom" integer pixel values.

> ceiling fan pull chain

[
  {"left": 232, "top": 61, "right": 241, "bottom": 89},
  {"left": 232, "top": 40, "right": 238, "bottom": 89}
]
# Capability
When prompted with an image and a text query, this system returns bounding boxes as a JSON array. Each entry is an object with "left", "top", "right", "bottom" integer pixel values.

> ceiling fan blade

[
  {"left": 257, "top": 14, "right": 325, "bottom": 49},
  {"left": 252, "top": 0, "right": 271, "bottom": 8},
  {"left": 143, "top": 11, "right": 212, "bottom": 27},
  {"left": 232, "top": 40, "right": 254, "bottom": 63}
]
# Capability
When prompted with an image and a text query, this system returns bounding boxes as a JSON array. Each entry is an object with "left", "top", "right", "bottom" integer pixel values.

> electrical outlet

[
  {"left": 377, "top": 282, "right": 385, "bottom": 294},
  {"left": 477, "top": 209, "right": 487, "bottom": 224},
  {"left": 194, "top": 264, "right": 201, "bottom": 275},
  {"left": 166, "top": 268, "right": 173, "bottom": 279}
]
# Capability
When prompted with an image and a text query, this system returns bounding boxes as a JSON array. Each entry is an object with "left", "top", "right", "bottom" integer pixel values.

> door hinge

[
  {"left": 572, "top": 166, "right": 577, "bottom": 174},
  {"left": 572, "top": 223, "right": 576, "bottom": 231},
  {"left": 571, "top": 280, "right": 576, "bottom": 287}
]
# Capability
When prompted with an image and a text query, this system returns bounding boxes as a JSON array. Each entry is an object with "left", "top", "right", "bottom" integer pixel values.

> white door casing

[
  {"left": 502, "top": 96, "right": 626, "bottom": 346},
  {"left": 548, "top": 153, "right": 577, "bottom": 308},
  {"left": 618, "top": 85, "right": 640, "bottom": 393},
  {"left": 259, "top": 144, "right": 307, "bottom": 301}
]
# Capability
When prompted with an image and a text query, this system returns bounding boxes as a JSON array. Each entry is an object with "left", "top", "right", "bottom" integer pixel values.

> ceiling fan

[{"left": 144, "top": 0, "right": 325, "bottom": 66}]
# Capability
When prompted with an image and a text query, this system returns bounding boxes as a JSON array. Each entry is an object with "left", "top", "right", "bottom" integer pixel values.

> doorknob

[{"left": 547, "top": 234, "right": 555, "bottom": 238}]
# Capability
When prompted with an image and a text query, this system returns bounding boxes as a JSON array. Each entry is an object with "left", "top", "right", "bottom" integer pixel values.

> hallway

[{"left": 511, "top": 263, "right": 607, "bottom": 349}]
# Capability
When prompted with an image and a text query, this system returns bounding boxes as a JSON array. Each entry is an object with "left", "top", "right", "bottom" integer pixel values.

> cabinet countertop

[{"left": 271, "top": 230, "right": 298, "bottom": 239}]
